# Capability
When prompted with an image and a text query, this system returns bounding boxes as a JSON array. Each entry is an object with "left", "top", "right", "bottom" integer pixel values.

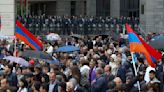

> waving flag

[
  {"left": 16, "top": 20, "right": 43, "bottom": 50},
  {"left": 126, "top": 24, "right": 162, "bottom": 68}
]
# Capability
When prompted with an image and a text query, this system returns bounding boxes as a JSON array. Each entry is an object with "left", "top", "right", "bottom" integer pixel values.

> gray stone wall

[
  {"left": 56, "top": 0, "right": 71, "bottom": 16},
  {"left": 110, "top": 0, "right": 120, "bottom": 17},
  {"left": 76, "top": 0, "right": 85, "bottom": 16},
  {"left": 86, "top": 0, "right": 96, "bottom": 16},
  {"left": 140, "top": 0, "right": 164, "bottom": 33}
]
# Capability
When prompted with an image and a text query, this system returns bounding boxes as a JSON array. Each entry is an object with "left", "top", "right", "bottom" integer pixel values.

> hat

[{"left": 29, "top": 59, "right": 35, "bottom": 65}]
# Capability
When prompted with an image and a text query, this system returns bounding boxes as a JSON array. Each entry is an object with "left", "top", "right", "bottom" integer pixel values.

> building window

[
  {"left": 71, "top": 1, "right": 76, "bottom": 16},
  {"left": 84, "top": 1, "right": 86, "bottom": 15},
  {"left": 141, "top": 4, "right": 144, "bottom": 14}
]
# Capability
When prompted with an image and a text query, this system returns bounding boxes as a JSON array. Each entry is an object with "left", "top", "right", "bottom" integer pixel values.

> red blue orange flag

[
  {"left": 15, "top": 20, "right": 43, "bottom": 50},
  {"left": 126, "top": 23, "right": 162, "bottom": 68}
]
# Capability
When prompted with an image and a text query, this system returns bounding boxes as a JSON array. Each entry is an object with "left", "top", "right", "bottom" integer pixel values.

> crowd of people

[
  {"left": 0, "top": 31, "right": 164, "bottom": 92},
  {"left": 17, "top": 15, "right": 140, "bottom": 35}
]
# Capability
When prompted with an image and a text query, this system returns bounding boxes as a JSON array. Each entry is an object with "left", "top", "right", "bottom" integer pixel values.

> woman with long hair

[{"left": 17, "top": 78, "right": 28, "bottom": 92}]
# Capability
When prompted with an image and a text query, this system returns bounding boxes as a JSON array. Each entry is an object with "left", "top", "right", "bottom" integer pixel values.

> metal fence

[{"left": 25, "top": 23, "right": 140, "bottom": 36}]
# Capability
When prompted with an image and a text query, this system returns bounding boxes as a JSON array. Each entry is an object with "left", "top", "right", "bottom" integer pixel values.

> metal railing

[{"left": 25, "top": 23, "right": 140, "bottom": 36}]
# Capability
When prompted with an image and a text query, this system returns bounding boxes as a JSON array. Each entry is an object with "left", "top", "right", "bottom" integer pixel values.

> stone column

[
  {"left": 110, "top": 0, "right": 120, "bottom": 17},
  {"left": 76, "top": 0, "right": 85, "bottom": 16},
  {"left": 56, "top": 0, "right": 71, "bottom": 16},
  {"left": 87, "top": 0, "right": 96, "bottom": 16}
]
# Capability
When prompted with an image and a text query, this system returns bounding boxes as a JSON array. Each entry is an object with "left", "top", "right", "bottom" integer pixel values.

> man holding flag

[
  {"left": 126, "top": 23, "right": 162, "bottom": 92},
  {"left": 126, "top": 23, "right": 162, "bottom": 68}
]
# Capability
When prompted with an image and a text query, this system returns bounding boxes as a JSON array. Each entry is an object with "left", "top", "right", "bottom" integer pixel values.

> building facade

[
  {"left": 140, "top": 0, "right": 164, "bottom": 33},
  {"left": 17, "top": 0, "right": 139, "bottom": 17}
]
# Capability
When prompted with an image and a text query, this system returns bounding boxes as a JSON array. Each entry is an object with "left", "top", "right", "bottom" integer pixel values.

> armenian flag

[
  {"left": 15, "top": 20, "right": 43, "bottom": 50},
  {"left": 126, "top": 24, "right": 162, "bottom": 68}
]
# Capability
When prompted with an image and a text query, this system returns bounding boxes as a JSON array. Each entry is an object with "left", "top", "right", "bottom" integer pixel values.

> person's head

[
  {"left": 104, "top": 65, "right": 111, "bottom": 73},
  {"left": 34, "top": 65, "right": 41, "bottom": 74},
  {"left": 39, "top": 83, "right": 49, "bottom": 92},
  {"left": 41, "top": 73, "right": 49, "bottom": 83},
  {"left": 125, "top": 76, "right": 132, "bottom": 84},
  {"left": 25, "top": 73, "right": 34, "bottom": 83},
  {"left": 96, "top": 68, "right": 103, "bottom": 77},
  {"left": 58, "top": 82, "right": 66, "bottom": 92},
  {"left": 138, "top": 71, "right": 145, "bottom": 81},
  {"left": 137, "top": 57, "right": 144, "bottom": 64},
  {"left": 0, "top": 78, "right": 9, "bottom": 88},
  {"left": 66, "top": 82, "right": 74, "bottom": 92},
  {"left": 49, "top": 72, "right": 56, "bottom": 82},
  {"left": 70, "top": 66, "right": 81, "bottom": 78},
  {"left": 89, "top": 61, "right": 96, "bottom": 68},
  {"left": 32, "top": 82, "right": 41, "bottom": 92},
  {"left": 61, "top": 73, "right": 68, "bottom": 82},
  {"left": 22, "top": 66, "right": 28, "bottom": 74},
  {"left": 42, "top": 65, "right": 49, "bottom": 74},
  {"left": 69, "top": 78, "right": 78, "bottom": 87},
  {"left": 108, "top": 81, "right": 116, "bottom": 90},
  {"left": 16, "top": 67, "right": 22, "bottom": 75},
  {"left": 98, "top": 60, "right": 105, "bottom": 69},
  {"left": 113, "top": 77, "right": 122, "bottom": 90},
  {"left": 4, "top": 64, "right": 13, "bottom": 74},
  {"left": 110, "top": 54, "right": 116, "bottom": 62},
  {"left": 18, "top": 78, "right": 28, "bottom": 88},
  {"left": 149, "top": 70, "right": 156, "bottom": 80},
  {"left": 147, "top": 83, "right": 157, "bottom": 92}
]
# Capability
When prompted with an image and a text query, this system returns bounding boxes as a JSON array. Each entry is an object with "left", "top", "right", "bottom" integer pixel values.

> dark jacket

[
  {"left": 48, "top": 81, "right": 59, "bottom": 92},
  {"left": 74, "top": 86, "right": 84, "bottom": 92},
  {"left": 6, "top": 72, "right": 18, "bottom": 87},
  {"left": 91, "top": 75, "right": 107, "bottom": 92}
]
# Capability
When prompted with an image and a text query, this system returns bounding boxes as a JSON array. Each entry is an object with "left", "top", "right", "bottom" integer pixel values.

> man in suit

[
  {"left": 104, "top": 65, "right": 115, "bottom": 83},
  {"left": 91, "top": 68, "right": 107, "bottom": 92},
  {"left": 49, "top": 72, "right": 59, "bottom": 92}
]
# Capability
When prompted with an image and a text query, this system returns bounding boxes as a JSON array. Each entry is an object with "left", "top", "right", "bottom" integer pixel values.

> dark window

[
  {"left": 71, "top": 1, "right": 76, "bottom": 16},
  {"left": 84, "top": 1, "right": 86, "bottom": 15},
  {"left": 141, "top": 4, "right": 144, "bottom": 14}
]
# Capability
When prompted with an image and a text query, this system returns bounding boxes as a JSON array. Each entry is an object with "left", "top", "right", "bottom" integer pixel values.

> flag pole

[
  {"left": 13, "top": 37, "right": 17, "bottom": 57},
  {"left": 131, "top": 52, "right": 141, "bottom": 92}
]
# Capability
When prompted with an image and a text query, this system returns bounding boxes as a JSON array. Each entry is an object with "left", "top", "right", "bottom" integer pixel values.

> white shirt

[
  {"left": 109, "top": 62, "right": 118, "bottom": 76},
  {"left": 80, "top": 65, "right": 90, "bottom": 76},
  {"left": 46, "top": 46, "right": 53, "bottom": 54},
  {"left": 144, "top": 66, "right": 155, "bottom": 83},
  {"left": 49, "top": 81, "right": 56, "bottom": 92},
  {"left": 17, "top": 88, "right": 28, "bottom": 92}
]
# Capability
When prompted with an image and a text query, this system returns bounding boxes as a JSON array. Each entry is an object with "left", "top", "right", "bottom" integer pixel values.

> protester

[
  {"left": 0, "top": 15, "right": 163, "bottom": 92},
  {"left": 17, "top": 78, "right": 28, "bottom": 92}
]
